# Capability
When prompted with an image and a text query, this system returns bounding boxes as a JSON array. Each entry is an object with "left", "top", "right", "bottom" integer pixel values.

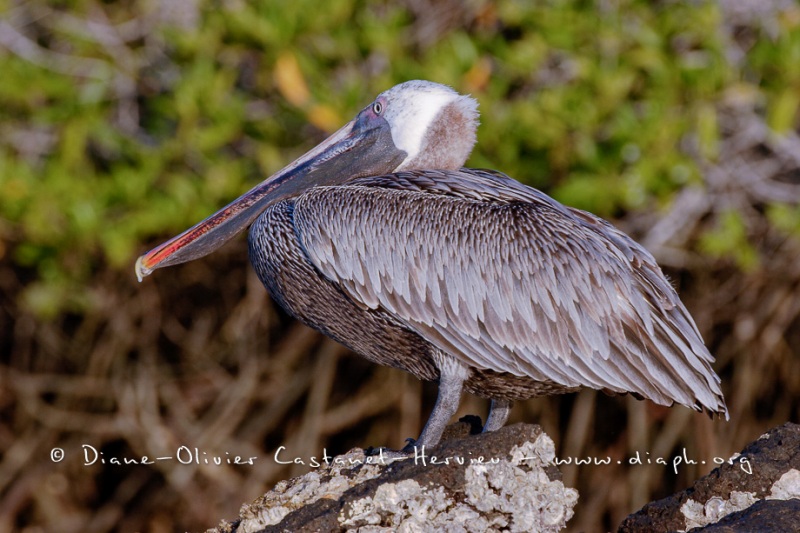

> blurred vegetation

[
  {"left": 1, "top": 0, "right": 799, "bottom": 532},
  {"left": 3, "top": 0, "right": 798, "bottom": 318}
]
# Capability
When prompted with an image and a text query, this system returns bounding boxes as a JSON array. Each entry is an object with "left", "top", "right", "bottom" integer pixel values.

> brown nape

[{"left": 408, "top": 101, "right": 477, "bottom": 170}]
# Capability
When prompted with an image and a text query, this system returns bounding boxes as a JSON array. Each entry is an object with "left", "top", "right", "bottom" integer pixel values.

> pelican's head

[
  {"left": 376, "top": 80, "right": 479, "bottom": 171},
  {"left": 135, "top": 81, "right": 480, "bottom": 280}
]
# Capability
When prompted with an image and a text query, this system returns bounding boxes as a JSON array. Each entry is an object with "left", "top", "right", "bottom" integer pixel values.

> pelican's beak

[{"left": 135, "top": 113, "right": 405, "bottom": 281}]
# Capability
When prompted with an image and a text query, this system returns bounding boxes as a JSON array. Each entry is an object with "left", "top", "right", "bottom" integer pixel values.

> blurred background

[{"left": 1, "top": 0, "right": 799, "bottom": 531}]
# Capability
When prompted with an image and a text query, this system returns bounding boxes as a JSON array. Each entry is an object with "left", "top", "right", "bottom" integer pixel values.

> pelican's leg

[
  {"left": 404, "top": 352, "right": 467, "bottom": 452},
  {"left": 484, "top": 399, "right": 513, "bottom": 432}
]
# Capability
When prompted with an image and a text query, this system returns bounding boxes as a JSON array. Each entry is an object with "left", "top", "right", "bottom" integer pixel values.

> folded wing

[{"left": 293, "top": 169, "right": 727, "bottom": 416}]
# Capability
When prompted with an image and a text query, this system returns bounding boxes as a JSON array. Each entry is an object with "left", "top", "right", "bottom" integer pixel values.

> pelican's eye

[{"left": 372, "top": 101, "right": 384, "bottom": 115}]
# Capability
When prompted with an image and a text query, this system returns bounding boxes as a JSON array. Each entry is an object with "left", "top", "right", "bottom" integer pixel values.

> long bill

[{"left": 135, "top": 115, "right": 405, "bottom": 281}]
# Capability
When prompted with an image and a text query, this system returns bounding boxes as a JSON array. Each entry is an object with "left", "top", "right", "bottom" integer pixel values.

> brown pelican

[{"left": 136, "top": 80, "right": 728, "bottom": 449}]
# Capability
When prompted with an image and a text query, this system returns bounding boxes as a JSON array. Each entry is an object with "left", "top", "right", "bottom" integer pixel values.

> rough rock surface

[
  {"left": 618, "top": 422, "right": 800, "bottom": 532},
  {"left": 207, "top": 418, "right": 578, "bottom": 532}
]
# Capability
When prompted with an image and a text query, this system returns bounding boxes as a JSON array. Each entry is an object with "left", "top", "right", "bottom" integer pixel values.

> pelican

[{"left": 136, "top": 80, "right": 728, "bottom": 449}]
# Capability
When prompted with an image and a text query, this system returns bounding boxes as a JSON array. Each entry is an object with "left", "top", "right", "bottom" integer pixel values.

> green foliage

[
  {"left": 747, "top": 9, "right": 800, "bottom": 134},
  {"left": 0, "top": 0, "right": 798, "bottom": 317},
  {"left": 768, "top": 203, "right": 800, "bottom": 236},
  {"left": 698, "top": 210, "right": 759, "bottom": 271}
]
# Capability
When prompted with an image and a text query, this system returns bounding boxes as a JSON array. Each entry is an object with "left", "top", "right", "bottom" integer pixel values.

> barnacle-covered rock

[
  {"left": 618, "top": 422, "right": 800, "bottom": 532},
  {"left": 208, "top": 419, "right": 578, "bottom": 532}
]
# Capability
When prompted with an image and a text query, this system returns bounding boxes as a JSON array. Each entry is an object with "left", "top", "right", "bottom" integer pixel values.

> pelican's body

[
  {"left": 249, "top": 169, "right": 584, "bottom": 401},
  {"left": 137, "top": 81, "right": 727, "bottom": 448}
]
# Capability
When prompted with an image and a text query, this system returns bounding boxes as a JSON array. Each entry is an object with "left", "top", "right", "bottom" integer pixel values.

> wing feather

[{"left": 292, "top": 169, "right": 727, "bottom": 415}]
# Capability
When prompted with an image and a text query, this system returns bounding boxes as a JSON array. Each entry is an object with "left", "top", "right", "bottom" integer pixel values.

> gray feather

[{"left": 290, "top": 168, "right": 727, "bottom": 417}]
